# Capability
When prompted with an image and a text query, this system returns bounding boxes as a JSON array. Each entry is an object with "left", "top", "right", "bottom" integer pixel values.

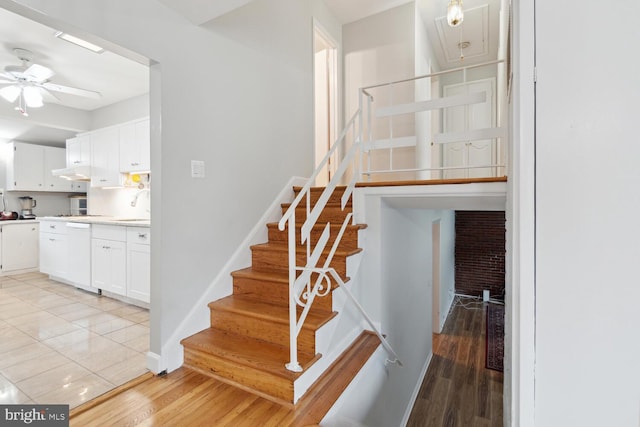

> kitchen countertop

[{"left": 38, "top": 216, "right": 151, "bottom": 227}]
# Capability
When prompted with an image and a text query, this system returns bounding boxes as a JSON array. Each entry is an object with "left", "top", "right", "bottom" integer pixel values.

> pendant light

[{"left": 447, "top": 0, "right": 464, "bottom": 27}]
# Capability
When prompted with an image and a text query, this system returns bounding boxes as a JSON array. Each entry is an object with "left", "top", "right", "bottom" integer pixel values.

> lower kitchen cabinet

[
  {"left": 127, "top": 227, "right": 150, "bottom": 303},
  {"left": 2, "top": 222, "right": 39, "bottom": 274},
  {"left": 40, "top": 221, "right": 68, "bottom": 278},
  {"left": 92, "top": 225, "right": 127, "bottom": 296}
]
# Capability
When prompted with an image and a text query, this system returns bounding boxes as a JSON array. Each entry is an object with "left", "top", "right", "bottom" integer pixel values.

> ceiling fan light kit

[
  {"left": 0, "top": 47, "right": 102, "bottom": 116},
  {"left": 447, "top": 0, "right": 464, "bottom": 27}
]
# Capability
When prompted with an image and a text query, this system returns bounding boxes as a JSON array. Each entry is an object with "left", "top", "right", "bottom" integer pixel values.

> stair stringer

[{"left": 292, "top": 228, "right": 374, "bottom": 402}]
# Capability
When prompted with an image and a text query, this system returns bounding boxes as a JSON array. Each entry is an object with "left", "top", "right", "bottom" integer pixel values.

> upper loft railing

[
  {"left": 357, "top": 59, "right": 507, "bottom": 183},
  {"left": 279, "top": 59, "right": 508, "bottom": 372}
]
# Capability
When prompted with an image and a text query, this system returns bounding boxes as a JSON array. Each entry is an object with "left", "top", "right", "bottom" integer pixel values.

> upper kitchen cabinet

[
  {"left": 6, "top": 142, "right": 44, "bottom": 191},
  {"left": 91, "top": 128, "right": 124, "bottom": 188},
  {"left": 66, "top": 135, "right": 91, "bottom": 167},
  {"left": 119, "top": 118, "right": 150, "bottom": 173},
  {"left": 43, "top": 146, "right": 71, "bottom": 191},
  {"left": 6, "top": 142, "right": 76, "bottom": 192}
]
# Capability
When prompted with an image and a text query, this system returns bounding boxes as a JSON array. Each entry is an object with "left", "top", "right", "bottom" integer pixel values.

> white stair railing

[{"left": 279, "top": 60, "right": 509, "bottom": 373}]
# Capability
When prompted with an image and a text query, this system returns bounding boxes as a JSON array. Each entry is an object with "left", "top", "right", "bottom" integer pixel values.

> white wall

[
  {"left": 343, "top": 3, "right": 416, "bottom": 181},
  {"left": 1, "top": 0, "right": 340, "bottom": 370},
  {"left": 90, "top": 94, "right": 150, "bottom": 130},
  {"left": 324, "top": 199, "right": 456, "bottom": 426},
  {"left": 534, "top": 1, "right": 640, "bottom": 426}
]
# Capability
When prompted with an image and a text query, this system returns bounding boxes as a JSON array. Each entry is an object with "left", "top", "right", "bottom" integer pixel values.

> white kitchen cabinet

[
  {"left": 120, "top": 119, "right": 150, "bottom": 173},
  {"left": 66, "top": 135, "right": 91, "bottom": 167},
  {"left": 6, "top": 142, "right": 79, "bottom": 193},
  {"left": 6, "top": 142, "right": 45, "bottom": 191},
  {"left": 2, "top": 222, "right": 39, "bottom": 273},
  {"left": 66, "top": 222, "right": 92, "bottom": 291},
  {"left": 92, "top": 225, "right": 127, "bottom": 296},
  {"left": 127, "top": 227, "right": 150, "bottom": 303},
  {"left": 43, "top": 146, "right": 72, "bottom": 192},
  {"left": 39, "top": 220, "right": 68, "bottom": 278},
  {"left": 91, "top": 128, "right": 123, "bottom": 188}
]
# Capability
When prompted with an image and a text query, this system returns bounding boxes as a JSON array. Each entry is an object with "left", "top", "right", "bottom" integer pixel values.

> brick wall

[{"left": 455, "top": 211, "right": 506, "bottom": 300}]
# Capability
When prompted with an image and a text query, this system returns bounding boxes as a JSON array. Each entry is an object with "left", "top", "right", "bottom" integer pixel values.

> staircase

[{"left": 181, "top": 185, "right": 370, "bottom": 405}]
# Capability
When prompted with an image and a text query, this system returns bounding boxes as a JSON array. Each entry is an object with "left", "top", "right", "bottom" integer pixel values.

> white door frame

[{"left": 313, "top": 19, "right": 339, "bottom": 186}]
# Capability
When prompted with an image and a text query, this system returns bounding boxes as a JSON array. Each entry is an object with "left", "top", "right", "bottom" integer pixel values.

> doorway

[{"left": 313, "top": 21, "right": 338, "bottom": 186}]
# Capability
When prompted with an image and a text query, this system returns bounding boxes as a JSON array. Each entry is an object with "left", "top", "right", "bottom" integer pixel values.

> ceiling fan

[{"left": 0, "top": 48, "right": 101, "bottom": 116}]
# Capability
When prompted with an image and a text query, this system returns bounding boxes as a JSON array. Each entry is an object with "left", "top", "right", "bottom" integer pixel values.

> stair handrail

[
  {"left": 279, "top": 89, "right": 403, "bottom": 373},
  {"left": 279, "top": 106, "right": 364, "bottom": 372}
]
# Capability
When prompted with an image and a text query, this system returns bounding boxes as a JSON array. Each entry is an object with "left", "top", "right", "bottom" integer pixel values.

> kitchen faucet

[{"left": 131, "top": 188, "right": 150, "bottom": 208}]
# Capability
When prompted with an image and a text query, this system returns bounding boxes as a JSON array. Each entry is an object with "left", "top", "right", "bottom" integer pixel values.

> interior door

[{"left": 442, "top": 79, "right": 496, "bottom": 178}]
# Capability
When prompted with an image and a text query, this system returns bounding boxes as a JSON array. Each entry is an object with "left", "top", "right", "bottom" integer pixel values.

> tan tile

[
  {"left": 84, "top": 298, "right": 128, "bottom": 311},
  {"left": 17, "top": 316, "right": 82, "bottom": 341},
  {"left": 75, "top": 342, "right": 140, "bottom": 372},
  {"left": 0, "top": 374, "right": 33, "bottom": 404},
  {"left": 95, "top": 352, "right": 148, "bottom": 386},
  {"left": 104, "top": 324, "right": 149, "bottom": 344},
  {"left": 4, "top": 310, "right": 58, "bottom": 327},
  {"left": 57, "top": 306, "right": 103, "bottom": 322},
  {"left": 119, "top": 310, "right": 149, "bottom": 323},
  {"left": 0, "top": 303, "right": 40, "bottom": 320},
  {"left": 10, "top": 272, "right": 48, "bottom": 281},
  {"left": 122, "top": 335, "right": 150, "bottom": 353},
  {"left": 31, "top": 373, "right": 114, "bottom": 408},
  {"left": 30, "top": 294, "right": 73, "bottom": 310},
  {"left": 42, "top": 329, "right": 99, "bottom": 354},
  {"left": 0, "top": 342, "right": 58, "bottom": 369},
  {"left": 16, "top": 361, "right": 93, "bottom": 400},
  {"left": 47, "top": 302, "right": 95, "bottom": 316},
  {"left": 0, "top": 352, "right": 71, "bottom": 383},
  {"left": 0, "top": 328, "right": 39, "bottom": 353},
  {"left": 86, "top": 318, "right": 136, "bottom": 336}
]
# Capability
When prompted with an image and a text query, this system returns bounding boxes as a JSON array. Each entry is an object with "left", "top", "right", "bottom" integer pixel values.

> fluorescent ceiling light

[{"left": 54, "top": 31, "right": 104, "bottom": 53}]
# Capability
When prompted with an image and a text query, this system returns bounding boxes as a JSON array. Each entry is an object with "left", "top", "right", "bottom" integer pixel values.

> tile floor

[{"left": 0, "top": 272, "right": 149, "bottom": 409}]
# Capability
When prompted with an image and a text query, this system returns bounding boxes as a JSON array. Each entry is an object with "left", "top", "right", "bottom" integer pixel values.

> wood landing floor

[
  {"left": 69, "top": 331, "right": 380, "bottom": 426},
  {"left": 406, "top": 298, "right": 504, "bottom": 426}
]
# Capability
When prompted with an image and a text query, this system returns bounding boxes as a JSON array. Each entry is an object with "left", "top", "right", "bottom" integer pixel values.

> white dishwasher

[{"left": 66, "top": 222, "right": 95, "bottom": 293}]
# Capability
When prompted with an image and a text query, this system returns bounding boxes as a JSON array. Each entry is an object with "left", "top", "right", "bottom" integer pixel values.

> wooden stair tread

[
  {"left": 281, "top": 201, "right": 351, "bottom": 209},
  {"left": 266, "top": 222, "right": 367, "bottom": 231},
  {"left": 231, "top": 267, "right": 289, "bottom": 283},
  {"left": 181, "top": 328, "right": 319, "bottom": 380},
  {"left": 209, "top": 296, "right": 337, "bottom": 330},
  {"left": 292, "top": 185, "right": 347, "bottom": 193},
  {"left": 250, "top": 241, "right": 363, "bottom": 257}
]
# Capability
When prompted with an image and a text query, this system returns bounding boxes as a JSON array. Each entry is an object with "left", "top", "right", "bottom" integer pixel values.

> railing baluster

[{"left": 286, "top": 213, "right": 302, "bottom": 372}]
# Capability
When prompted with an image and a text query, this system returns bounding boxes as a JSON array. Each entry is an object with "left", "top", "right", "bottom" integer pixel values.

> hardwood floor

[
  {"left": 70, "top": 331, "right": 380, "bottom": 426},
  {"left": 406, "top": 298, "right": 504, "bottom": 427}
]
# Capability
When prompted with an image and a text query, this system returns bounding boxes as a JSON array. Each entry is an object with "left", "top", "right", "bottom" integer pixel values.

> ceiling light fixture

[
  {"left": 447, "top": 0, "right": 464, "bottom": 28},
  {"left": 54, "top": 31, "right": 105, "bottom": 53}
]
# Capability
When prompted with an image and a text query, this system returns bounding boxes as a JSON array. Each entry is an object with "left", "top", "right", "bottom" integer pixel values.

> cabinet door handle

[
  {"left": 50, "top": 225, "right": 56, "bottom": 229},
  {"left": 138, "top": 233, "right": 147, "bottom": 239},
  {"left": 131, "top": 162, "right": 139, "bottom": 166},
  {"left": 73, "top": 161, "right": 81, "bottom": 164},
  {"left": 49, "top": 238, "right": 55, "bottom": 242}
]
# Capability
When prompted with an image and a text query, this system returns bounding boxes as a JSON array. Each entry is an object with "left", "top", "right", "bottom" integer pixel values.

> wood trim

[
  {"left": 70, "top": 371, "right": 154, "bottom": 418},
  {"left": 356, "top": 176, "right": 507, "bottom": 188}
]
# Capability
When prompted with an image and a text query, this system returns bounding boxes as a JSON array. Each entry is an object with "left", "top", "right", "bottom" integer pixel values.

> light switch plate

[{"left": 191, "top": 160, "right": 205, "bottom": 179}]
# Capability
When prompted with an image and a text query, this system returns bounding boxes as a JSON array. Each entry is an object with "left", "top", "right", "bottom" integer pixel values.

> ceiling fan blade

[
  {"left": 40, "top": 82, "right": 102, "bottom": 100},
  {"left": 40, "top": 86, "right": 61, "bottom": 102},
  {"left": 23, "top": 64, "right": 54, "bottom": 82},
  {"left": 0, "top": 80, "right": 16, "bottom": 85},
  {"left": 0, "top": 72, "right": 16, "bottom": 81}
]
